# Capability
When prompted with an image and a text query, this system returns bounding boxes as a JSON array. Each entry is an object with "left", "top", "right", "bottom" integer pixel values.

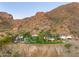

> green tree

[{"left": 23, "top": 32, "right": 32, "bottom": 43}]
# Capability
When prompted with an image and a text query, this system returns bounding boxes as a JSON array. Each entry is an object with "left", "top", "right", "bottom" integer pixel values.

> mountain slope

[
  {"left": 0, "top": 2, "right": 79, "bottom": 36},
  {"left": 0, "top": 12, "right": 13, "bottom": 32},
  {"left": 45, "top": 2, "right": 79, "bottom": 36}
]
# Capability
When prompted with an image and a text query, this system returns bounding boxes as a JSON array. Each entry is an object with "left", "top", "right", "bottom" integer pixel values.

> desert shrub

[
  {"left": 1, "top": 49, "right": 12, "bottom": 57},
  {"left": 64, "top": 43, "right": 72, "bottom": 49},
  {"left": 23, "top": 32, "right": 31, "bottom": 38},
  {"left": 75, "top": 46, "right": 79, "bottom": 49},
  {"left": 12, "top": 52, "right": 22, "bottom": 57},
  {"left": 38, "top": 30, "right": 51, "bottom": 37},
  {"left": 52, "top": 29, "right": 57, "bottom": 32},
  {"left": 66, "top": 50, "right": 71, "bottom": 53},
  {"left": 49, "top": 17, "right": 63, "bottom": 25},
  {"left": 0, "top": 35, "right": 12, "bottom": 46},
  {"left": 34, "top": 27, "right": 39, "bottom": 30},
  {"left": 0, "top": 50, "right": 22, "bottom": 57}
]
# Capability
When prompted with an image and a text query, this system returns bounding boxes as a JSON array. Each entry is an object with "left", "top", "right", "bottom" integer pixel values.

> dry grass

[{"left": 0, "top": 43, "right": 64, "bottom": 57}]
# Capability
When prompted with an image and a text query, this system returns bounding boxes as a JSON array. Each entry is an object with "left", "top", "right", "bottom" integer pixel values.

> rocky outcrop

[
  {"left": 0, "top": 12, "right": 13, "bottom": 20},
  {"left": 0, "top": 12, "right": 13, "bottom": 31},
  {"left": 21, "top": 12, "right": 52, "bottom": 34}
]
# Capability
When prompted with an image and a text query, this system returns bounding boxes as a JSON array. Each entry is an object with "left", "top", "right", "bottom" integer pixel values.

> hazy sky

[{"left": 0, "top": 2, "right": 70, "bottom": 19}]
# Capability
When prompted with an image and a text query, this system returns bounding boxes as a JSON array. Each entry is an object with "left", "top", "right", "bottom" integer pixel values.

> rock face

[
  {"left": 21, "top": 12, "right": 52, "bottom": 34},
  {"left": 11, "top": 2, "right": 79, "bottom": 36},
  {"left": 0, "top": 12, "right": 13, "bottom": 20},
  {"left": 0, "top": 12, "right": 13, "bottom": 31},
  {"left": 46, "top": 2, "right": 79, "bottom": 36}
]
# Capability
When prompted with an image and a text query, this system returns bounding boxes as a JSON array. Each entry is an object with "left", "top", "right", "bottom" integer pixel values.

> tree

[{"left": 22, "top": 32, "right": 32, "bottom": 43}]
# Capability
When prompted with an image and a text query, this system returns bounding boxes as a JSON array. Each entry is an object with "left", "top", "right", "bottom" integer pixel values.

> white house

[
  {"left": 47, "top": 38, "right": 55, "bottom": 41},
  {"left": 44, "top": 36, "right": 55, "bottom": 41},
  {"left": 60, "top": 35, "right": 72, "bottom": 40},
  {"left": 14, "top": 35, "right": 24, "bottom": 43},
  {"left": 32, "top": 34, "right": 38, "bottom": 37},
  {"left": 19, "top": 36, "right": 23, "bottom": 39}
]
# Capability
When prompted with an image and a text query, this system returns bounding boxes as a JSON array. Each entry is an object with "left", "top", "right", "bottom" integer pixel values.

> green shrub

[
  {"left": 64, "top": 43, "right": 72, "bottom": 49},
  {"left": 0, "top": 35, "right": 12, "bottom": 46},
  {"left": 23, "top": 32, "right": 32, "bottom": 43}
]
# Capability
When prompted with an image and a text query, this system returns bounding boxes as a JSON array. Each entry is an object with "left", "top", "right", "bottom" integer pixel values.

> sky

[{"left": 0, "top": 2, "right": 70, "bottom": 19}]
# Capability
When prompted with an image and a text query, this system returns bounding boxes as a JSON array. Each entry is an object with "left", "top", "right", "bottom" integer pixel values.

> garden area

[
  {"left": 0, "top": 30, "right": 64, "bottom": 46},
  {"left": 19, "top": 31, "right": 64, "bottom": 44}
]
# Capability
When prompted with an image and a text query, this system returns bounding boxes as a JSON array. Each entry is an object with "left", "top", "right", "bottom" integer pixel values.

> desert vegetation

[
  {"left": 0, "top": 34, "right": 12, "bottom": 47},
  {"left": 0, "top": 30, "right": 64, "bottom": 48}
]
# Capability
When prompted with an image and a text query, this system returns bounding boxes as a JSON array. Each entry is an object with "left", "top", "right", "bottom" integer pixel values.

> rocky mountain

[
  {"left": 0, "top": 12, "right": 13, "bottom": 32},
  {"left": 0, "top": 2, "right": 79, "bottom": 37},
  {"left": 20, "top": 12, "right": 53, "bottom": 34},
  {"left": 46, "top": 2, "right": 79, "bottom": 37}
]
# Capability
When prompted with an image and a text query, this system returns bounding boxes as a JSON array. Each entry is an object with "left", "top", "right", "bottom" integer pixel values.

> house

[
  {"left": 44, "top": 36, "right": 55, "bottom": 42},
  {"left": 32, "top": 34, "right": 38, "bottom": 37},
  {"left": 47, "top": 38, "right": 55, "bottom": 42},
  {"left": 14, "top": 35, "right": 24, "bottom": 43},
  {"left": 60, "top": 35, "right": 73, "bottom": 40}
]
